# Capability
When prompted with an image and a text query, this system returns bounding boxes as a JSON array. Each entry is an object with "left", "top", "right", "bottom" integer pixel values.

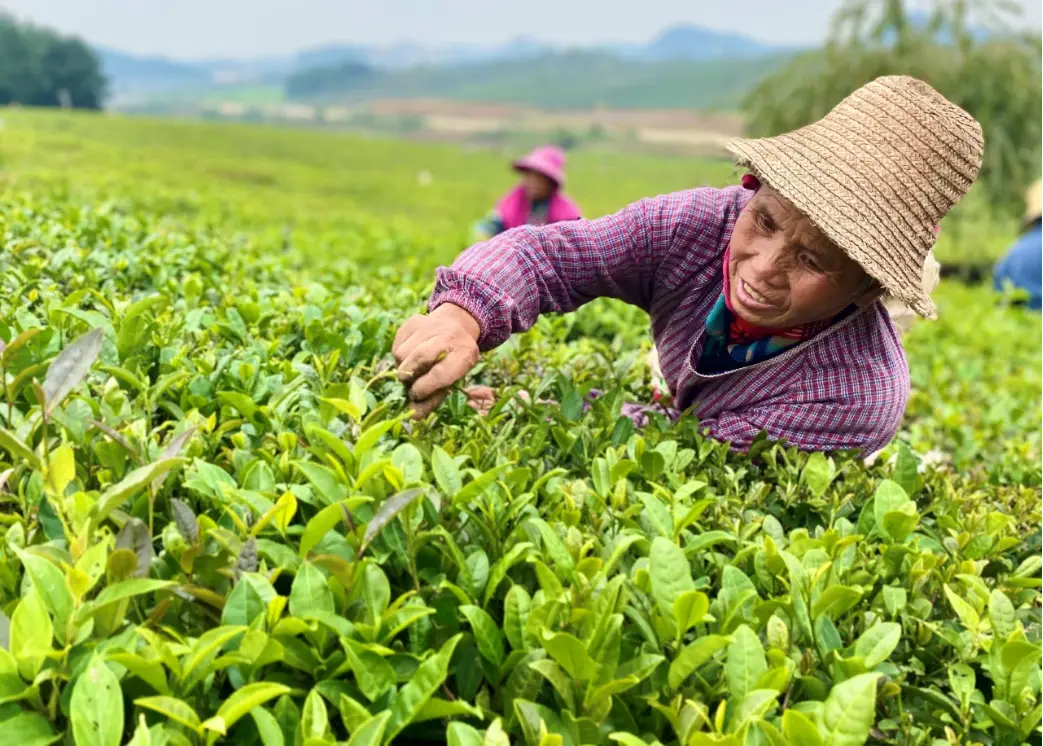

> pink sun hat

[{"left": 512, "top": 146, "right": 567, "bottom": 187}]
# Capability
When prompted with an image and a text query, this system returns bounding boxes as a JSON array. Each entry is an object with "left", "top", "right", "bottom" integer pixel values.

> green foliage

[
  {"left": 0, "top": 12, "right": 106, "bottom": 109},
  {"left": 741, "top": 0, "right": 1042, "bottom": 218},
  {"left": 0, "top": 110, "right": 1037, "bottom": 745}
]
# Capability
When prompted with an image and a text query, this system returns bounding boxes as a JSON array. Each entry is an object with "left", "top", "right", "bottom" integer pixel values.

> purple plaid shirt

[{"left": 429, "top": 185, "right": 909, "bottom": 453}]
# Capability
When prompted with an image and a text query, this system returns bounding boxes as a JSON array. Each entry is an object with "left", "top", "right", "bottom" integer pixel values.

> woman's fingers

[
  {"left": 393, "top": 306, "right": 483, "bottom": 417},
  {"left": 391, "top": 315, "right": 423, "bottom": 361},
  {"left": 396, "top": 337, "right": 450, "bottom": 385},
  {"left": 466, "top": 385, "right": 496, "bottom": 415},
  {"left": 410, "top": 389, "right": 449, "bottom": 419},
  {"left": 410, "top": 344, "right": 478, "bottom": 401}
]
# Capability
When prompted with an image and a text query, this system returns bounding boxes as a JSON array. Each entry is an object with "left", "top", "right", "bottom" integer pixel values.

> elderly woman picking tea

[{"left": 394, "top": 76, "right": 984, "bottom": 454}]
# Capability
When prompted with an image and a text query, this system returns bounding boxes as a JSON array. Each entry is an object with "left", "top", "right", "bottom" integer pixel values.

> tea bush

[
  {"left": 0, "top": 115, "right": 1038, "bottom": 746},
  {"left": 0, "top": 108, "right": 1019, "bottom": 271}
]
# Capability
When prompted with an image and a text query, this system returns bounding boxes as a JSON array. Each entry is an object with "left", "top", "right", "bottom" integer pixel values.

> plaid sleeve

[
  {"left": 698, "top": 392, "right": 906, "bottom": 455},
  {"left": 429, "top": 190, "right": 715, "bottom": 350}
]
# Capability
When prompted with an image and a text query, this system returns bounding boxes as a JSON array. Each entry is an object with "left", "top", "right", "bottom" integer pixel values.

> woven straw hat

[{"left": 727, "top": 75, "right": 984, "bottom": 319}]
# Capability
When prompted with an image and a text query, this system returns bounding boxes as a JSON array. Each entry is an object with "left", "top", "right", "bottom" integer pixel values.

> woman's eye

[
  {"left": 801, "top": 254, "right": 822, "bottom": 272},
  {"left": 757, "top": 214, "right": 774, "bottom": 232}
]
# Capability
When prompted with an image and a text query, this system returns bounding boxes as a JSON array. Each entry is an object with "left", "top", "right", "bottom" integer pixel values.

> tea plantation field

[{"left": 0, "top": 109, "right": 1038, "bottom": 746}]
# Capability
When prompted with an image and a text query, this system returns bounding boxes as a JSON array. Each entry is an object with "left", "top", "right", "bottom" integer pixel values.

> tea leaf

[
  {"left": 134, "top": 696, "right": 203, "bottom": 734},
  {"left": 447, "top": 722, "right": 484, "bottom": 746},
  {"left": 944, "top": 584, "right": 981, "bottom": 630},
  {"left": 93, "top": 457, "right": 184, "bottom": 527},
  {"left": 782, "top": 709, "right": 824, "bottom": 746},
  {"left": 669, "top": 634, "right": 730, "bottom": 691},
  {"left": 432, "top": 446, "right": 463, "bottom": 496},
  {"left": 153, "top": 428, "right": 197, "bottom": 490},
  {"left": 10, "top": 589, "right": 52, "bottom": 679},
  {"left": 45, "top": 443, "right": 76, "bottom": 496},
  {"left": 812, "top": 586, "right": 863, "bottom": 620},
  {"left": 15, "top": 549, "right": 73, "bottom": 641},
  {"left": 300, "top": 688, "right": 329, "bottom": 742},
  {"left": 726, "top": 625, "right": 767, "bottom": 700},
  {"left": 91, "top": 579, "right": 177, "bottom": 610},
  {"left": 202, "top": 682, "right": 290, "bottom": 737},
  {"left": 882, "top": 586, "right": 907, "bottom": 617},
  {"left": 541, "top": 630, "right": 598, "bottom": 681},
  {"left": 341, "top": 639, "right": 396, "bottom": 701},
  {"left": 222, "top": 575, "right": 266, "bottom": 627},
  {"left": 250, "top": 707, "right": 286, "bottom": 746},
  {"left": 385, "top": 634, "right": 462, "bottom": 742},
  {"left": 484, "top": 718, "right": 511, "bottom": 746},
  {"left": 504, "top": 585, "right": 532, "bottom": 651},
  {"left": 649, "top": 537, "right": 694, "bottom": 616},
  {"left": 353, "top": 418, "right": 399, "bottom": 462},
  {"left": 948, "top": 663, "right": 975, "bottom": 709},
  {"left": 672, "top": 589, "right": 709, "bottom": 638},
  {"left": 801, "top": 452, "right": 836, "bottom": 498},
  {"left": 106, "top": 652, "right": 170, "bottom": 695},
  {"left": 988, "top": 589, "right": 1016, "bottom": 640},
  {"left": 0, "top": 711, "right": 59, "bottom": 745},
  {"left": 42, "top": 327, "right": 104, "bottom": 414},
  {"left": 360, "top": 488, "right": 423, "bottom": 553},
  {"left": 873, "top": 480, "right": 910, "bottom": 540},
  {"left": 69, "top": 656, "right": 123, "bottom": 746},
  {"left": 114, "top": 518, "right": 153, "bottom": 578},
  {"left": 299, "top": 498, "right": 368, "bottom": 557},
  {"left": 289, "top": 562, "right": 334, "bottom": 618},
  {"left": 460, "top": 604, "right": 505, "bottom": 667},
  {"left": 531, "top": 518, "right": 576, "bottom": 581},
  {"left": 821, "top": 673, "right": 879, "bottom": 746},
  {"left": 454, "top": 463, "right": 511, "bottom": 505},
  {"left": 345, "top": 711, "right": 391, "bottom": 746},
  {"left": 125, "top": 716, "right": 151, "bottom": 746},
  {"left": 0, "top": 427, "right": 40, "bottom": 469},
  {"left": 170, "top": 498, "right": 199, "bottom": 543},
  {"left": 179, "top": 626, "right": 248, "bottom": 686},
  {"left": 853, "top": 622, "right": 901, "bottom": 668}
]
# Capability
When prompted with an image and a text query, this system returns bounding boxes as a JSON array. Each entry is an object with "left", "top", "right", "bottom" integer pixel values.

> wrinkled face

[
  {"left": 520, "top": 170, "right": 557, "bottom": 202},
  {"left": 728, "top": 186, "right": 881, "bottom": 328}
]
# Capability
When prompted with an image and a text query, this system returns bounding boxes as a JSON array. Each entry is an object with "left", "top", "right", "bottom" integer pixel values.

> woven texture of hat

[{"left": 727, "top": 75, "right": 983, "bottom": 319}]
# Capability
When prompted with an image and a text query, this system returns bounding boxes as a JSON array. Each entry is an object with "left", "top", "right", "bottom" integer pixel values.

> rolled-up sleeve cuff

[{"left": 428, "top": 269, "right": 514, "bottom": 351}]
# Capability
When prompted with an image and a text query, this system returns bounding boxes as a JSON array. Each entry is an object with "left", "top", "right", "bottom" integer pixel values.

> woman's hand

[{"left": 393, "top": 304, "right": 482, "bottom": 419}]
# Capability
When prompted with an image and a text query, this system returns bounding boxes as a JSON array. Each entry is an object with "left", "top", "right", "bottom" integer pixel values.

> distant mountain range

[
  {"left": 98, "top": 24, "right": 794, "bottom": 95},
  {"left": 97, "top": 14, "right": 1006, "bottom": 112}
]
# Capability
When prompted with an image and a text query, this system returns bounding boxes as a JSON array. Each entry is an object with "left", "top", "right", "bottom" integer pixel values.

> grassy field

[
  {"left": 0, "top": 107, "right": 1037, "bottom": 746},
  {"left": 0, "top": 109, "right": 1016, "bottom": 272}
]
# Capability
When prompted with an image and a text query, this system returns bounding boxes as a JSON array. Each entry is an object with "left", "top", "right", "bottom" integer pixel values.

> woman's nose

[{"left": 751, "top": 240, "right": 791, "bottom": 285}]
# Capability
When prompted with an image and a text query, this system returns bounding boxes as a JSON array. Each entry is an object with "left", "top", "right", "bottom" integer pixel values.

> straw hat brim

[{"left": 727, "top": 135, "right": 938, "bottom": 319}]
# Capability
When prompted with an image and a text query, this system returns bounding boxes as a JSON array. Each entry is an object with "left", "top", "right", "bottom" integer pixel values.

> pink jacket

[{"left": 497, "top": 186, "right": 582, "bottom": 230}]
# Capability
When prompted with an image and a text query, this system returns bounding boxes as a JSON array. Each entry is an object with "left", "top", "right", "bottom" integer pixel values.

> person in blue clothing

[{"left": 994, "top": 179, "right": 1042, "bottom": 310}]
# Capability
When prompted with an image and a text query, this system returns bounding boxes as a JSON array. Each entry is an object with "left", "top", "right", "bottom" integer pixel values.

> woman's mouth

[{"left": 736, "top": 278, "right": 778, "bottom": 311}]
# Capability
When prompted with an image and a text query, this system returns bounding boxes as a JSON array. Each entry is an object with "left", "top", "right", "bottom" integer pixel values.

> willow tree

[{"left": 742, "top": 0, "right": 1041, "bottom": 218}]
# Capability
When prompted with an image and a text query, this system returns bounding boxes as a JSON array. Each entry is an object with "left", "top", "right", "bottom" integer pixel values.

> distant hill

[
  {"left": 97, "top": 23, "right": 794, "bottom": 98},
  {"left": 96, "top": 14, "right": 1010, "bottom": 106},
  {"left": 284, "top": 50, "right": 786, "bottom": 110},
  {"left": 98, "top": 48, "right": 211, "bottom": 92},
  {"left": 635, "top": 24, "right": 788, "bottom": 60}
]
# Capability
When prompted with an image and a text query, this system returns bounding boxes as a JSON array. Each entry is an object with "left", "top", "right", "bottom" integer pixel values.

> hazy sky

[{"left": 3, "top": 0, "right": 1041, "bottom": 59}]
